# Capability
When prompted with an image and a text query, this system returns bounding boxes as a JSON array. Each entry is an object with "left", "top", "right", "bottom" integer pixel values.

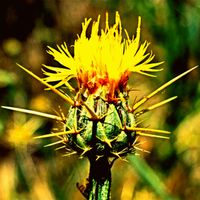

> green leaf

[{"left": 127, "top": 155, "right": 178, "bottom": 200}]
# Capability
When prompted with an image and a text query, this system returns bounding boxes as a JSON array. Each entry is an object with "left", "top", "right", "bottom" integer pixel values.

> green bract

[{"left": 66, "top": 93, "right": 136, "bottom": 158}]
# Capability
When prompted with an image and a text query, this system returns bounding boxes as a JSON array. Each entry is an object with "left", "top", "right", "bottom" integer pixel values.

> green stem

[{"left": 87, "top": 156, "right": 111, "bottom": 200}]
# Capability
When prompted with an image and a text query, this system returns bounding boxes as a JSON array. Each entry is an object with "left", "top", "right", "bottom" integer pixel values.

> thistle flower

[
  {"left": 2, "top": 12, "right": 197, "bottom": 200},
  {"left": 43, "top": 12, "right": 162, "bottom": 101}
]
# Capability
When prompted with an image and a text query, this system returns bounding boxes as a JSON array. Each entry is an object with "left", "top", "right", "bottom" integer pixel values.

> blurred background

[{"left": 0, "top": 0, "right": 200, "bottom": 199}]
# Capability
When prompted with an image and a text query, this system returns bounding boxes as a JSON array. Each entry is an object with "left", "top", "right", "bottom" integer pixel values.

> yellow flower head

[
  {"left": 43, "top": 12, "right": 163, "bottom": 101},
  {"left": 6, "top": 117, "right": 42, "bottom": 148}
]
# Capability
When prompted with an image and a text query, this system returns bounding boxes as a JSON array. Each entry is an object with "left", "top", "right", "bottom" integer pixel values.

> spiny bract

[{"left": 66, "top": 92, "right": 136, "bottom": 158}]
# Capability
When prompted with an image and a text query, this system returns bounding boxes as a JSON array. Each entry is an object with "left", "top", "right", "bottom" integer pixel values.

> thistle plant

[{"left": 2, "top": 12, "right": 197, "bottom": 200}]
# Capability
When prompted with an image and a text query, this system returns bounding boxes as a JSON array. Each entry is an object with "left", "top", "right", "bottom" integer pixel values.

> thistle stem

[{"left": 88, "top": 156, "right": 111, "bottom": 200}]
